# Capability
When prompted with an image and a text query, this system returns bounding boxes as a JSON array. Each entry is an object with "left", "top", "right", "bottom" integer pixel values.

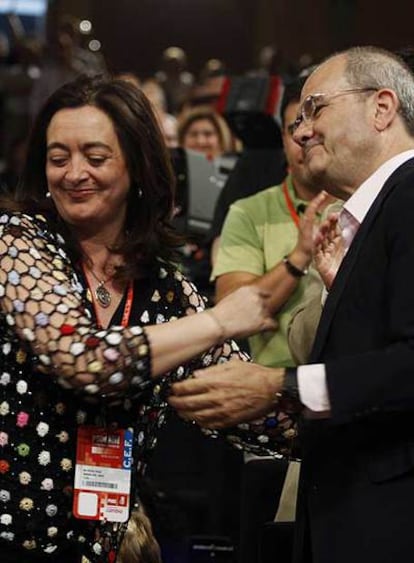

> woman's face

[
  {"left": 183, "top": 117, "right": 222, "bottom": 159},
  {"left": 46, "top": 105, "right": 131, "bottom": 233}
]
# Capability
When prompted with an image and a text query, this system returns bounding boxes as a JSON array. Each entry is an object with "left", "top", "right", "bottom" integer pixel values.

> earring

[
  {"left": 137, "top": 188, "right": 143, "bottom": 199},
  {"left": 45, "top": 191, "right": 51, "bottom": 198}
]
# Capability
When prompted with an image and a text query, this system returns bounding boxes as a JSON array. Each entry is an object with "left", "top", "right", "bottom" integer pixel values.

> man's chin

[{"left": 305, "top": 153, "right": 327, "bottom": 181}]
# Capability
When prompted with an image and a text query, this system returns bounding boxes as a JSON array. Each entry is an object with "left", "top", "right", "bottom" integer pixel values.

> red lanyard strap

[
  {"left": 120, "top": 282, "right": 134, "bottom": 327},
  {"left": 282, "top": 180, "right": 300, "bottom": 228}
]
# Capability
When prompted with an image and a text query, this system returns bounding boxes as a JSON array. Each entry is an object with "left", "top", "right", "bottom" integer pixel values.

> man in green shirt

[{"left": 212, "top": 78, "right": 325, "bottom": 368}]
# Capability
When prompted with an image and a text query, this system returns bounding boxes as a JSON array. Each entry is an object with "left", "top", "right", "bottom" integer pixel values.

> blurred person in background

[
  {"left": 155, "top": 46, "right": 194, "bottom": 115},
  {"left": 29, "top": 14, "right": 107, "bottom": 120},
  {"left": 175, "top": 105, "right": 238, "bottom": 299},
  {"left": 177, "top": 105, "right": 234, "bottom": 159},
  {"left": 189, "top": 58, "right": 226, "bottom": 108},
  {"left": 141, "top": 78, "right": 178, "bottom": 148},
  {"left": 198, "top": 58, "right": 226, "bottom": 83},
  {"left": 249, "top": 44, "right": 297, "bottom": 83},
  {"left": 208, "top": 67, "right": 319, "bottom": 267},
  {"left": 115, "top": 73, "right": 178, "bottom": 148},
  {"left": 117, "top": 504, "right": 162, "bottom": 563},
  {"left": 212, "top": 76, "right": 325, "bottom": 369}
]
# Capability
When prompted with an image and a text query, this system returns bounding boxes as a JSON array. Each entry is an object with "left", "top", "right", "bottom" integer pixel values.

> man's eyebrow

[{"left": 46, "top": 142, "right": 113, "bottom": 152}]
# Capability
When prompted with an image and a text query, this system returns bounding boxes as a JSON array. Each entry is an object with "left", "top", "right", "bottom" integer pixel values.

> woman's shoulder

[
  {"left": 0, "top": 209, "right": 47, "bottom": 231},
  {"left": 0, "top": 209, "right": 67, "bottom": 248}
]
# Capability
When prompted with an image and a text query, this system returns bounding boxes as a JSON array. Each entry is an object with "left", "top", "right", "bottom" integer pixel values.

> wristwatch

[
  {"left": 283, "top": 255, "right": 308, "bottom": 278},
  {"left": 275, "top": 367, "right": 303, "bottom": 413}
]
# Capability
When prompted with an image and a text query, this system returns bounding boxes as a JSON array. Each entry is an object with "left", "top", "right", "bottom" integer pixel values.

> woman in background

[{"left": 177, "top": 105, "right": 234, "bottom": 159}]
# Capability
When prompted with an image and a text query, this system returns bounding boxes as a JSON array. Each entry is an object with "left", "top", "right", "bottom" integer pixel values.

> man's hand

[
  {"left": 168, "top": 360, "right": 284, "bottom": 428},
  {"left": 314, "top": 212, "right": 344, "bottom": 289},
  {"left": 289, "top": 190, "right": 333, "bottom": 270}
]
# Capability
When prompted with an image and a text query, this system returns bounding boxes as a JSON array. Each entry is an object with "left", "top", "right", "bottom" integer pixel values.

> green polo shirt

[{"left": 212, "top": 175, "right": 321, "bottom": 368}]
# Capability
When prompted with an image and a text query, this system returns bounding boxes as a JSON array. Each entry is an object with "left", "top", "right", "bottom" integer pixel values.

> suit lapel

[{"left": 310, "top": 159, "right": 414, "bottom": 362}]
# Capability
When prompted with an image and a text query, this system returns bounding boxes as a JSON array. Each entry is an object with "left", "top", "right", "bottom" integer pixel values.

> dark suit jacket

[{"left": 294, "top": 159, "right": 414, "bottom": 563}]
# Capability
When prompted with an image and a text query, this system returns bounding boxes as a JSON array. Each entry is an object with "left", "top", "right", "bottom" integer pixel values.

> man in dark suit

[{"left": 169, "top": 46, "right": 414, "bottom": 562}]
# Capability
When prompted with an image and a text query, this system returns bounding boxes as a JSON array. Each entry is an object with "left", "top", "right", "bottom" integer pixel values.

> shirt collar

[{"left": 344, "top": 150, "right": 414, "bottom": 224}]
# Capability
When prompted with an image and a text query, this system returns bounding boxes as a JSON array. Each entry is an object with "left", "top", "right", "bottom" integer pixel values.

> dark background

[{"left": 48, "top": 0, "right": 414, "bottom": 76}]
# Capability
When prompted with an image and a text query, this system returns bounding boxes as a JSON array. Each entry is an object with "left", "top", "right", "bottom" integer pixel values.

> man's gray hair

[{"left": 341, "top": 46, "right": 414, "bottom": 135}]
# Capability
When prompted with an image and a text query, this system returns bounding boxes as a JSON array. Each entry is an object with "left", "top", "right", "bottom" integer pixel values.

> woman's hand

[{"left": 210, "top": 285, "right": 277, "bottom": 340}]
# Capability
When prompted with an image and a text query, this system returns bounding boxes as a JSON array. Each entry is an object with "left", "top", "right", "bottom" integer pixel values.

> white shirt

[{"left": 297, "top": 150, "right": 414, "bottom": 412}]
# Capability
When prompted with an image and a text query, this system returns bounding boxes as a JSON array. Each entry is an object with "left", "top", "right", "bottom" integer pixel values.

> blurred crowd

[{"left": 0, "top": 12, "right": 312, "bottom": 193}]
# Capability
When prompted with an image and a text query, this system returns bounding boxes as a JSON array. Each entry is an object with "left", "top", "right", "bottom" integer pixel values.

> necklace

[{"left": 85, "top": 267, "right": 114, "bottom": 308}]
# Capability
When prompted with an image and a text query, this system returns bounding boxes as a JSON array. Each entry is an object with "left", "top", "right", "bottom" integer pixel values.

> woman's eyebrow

[{"left": 46, "top": 141, "right": 113, "bottom": 152}]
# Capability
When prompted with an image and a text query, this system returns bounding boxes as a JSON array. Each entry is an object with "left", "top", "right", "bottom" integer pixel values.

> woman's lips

[{"left": 64, "top": 187, "right": 97, "bottom": 198}]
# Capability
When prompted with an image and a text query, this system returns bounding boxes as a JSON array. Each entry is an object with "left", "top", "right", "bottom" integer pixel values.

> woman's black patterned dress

[{"left": 0, "top": 211, "right": 297, "bottom": 561}]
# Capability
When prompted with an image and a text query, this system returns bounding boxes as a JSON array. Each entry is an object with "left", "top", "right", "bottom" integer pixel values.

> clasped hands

[{"left": 169, "top": 191, "right": 343, "bottom": 428}]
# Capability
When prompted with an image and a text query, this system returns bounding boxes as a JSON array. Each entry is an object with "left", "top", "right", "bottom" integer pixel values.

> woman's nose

[{"left": 64, "top": 157, "right": 89, "bottom": 183}]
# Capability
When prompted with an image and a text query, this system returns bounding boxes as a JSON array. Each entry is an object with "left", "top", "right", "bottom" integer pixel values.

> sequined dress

[{"left": 0, "top": 211, "right": 298, "bottom": 561}]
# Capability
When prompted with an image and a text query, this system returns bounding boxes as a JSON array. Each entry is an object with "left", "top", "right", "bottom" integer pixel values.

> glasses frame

[
  {"left": 286, "top": 122, "right": 297, "bottom": 136},
  {"left": 292, "top": 87, "right": 378, "bottom": 133}
]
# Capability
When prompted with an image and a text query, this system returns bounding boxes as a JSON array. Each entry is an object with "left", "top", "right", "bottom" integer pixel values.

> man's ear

[{"left": 373, "top": 88, "right": 400, "bottom": 131}]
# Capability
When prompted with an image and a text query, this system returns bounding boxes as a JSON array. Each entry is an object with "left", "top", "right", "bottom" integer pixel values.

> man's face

[
  {"left": 293, "top": 55, "right": 378, "bottom": 197},
  {"left": 282, "top": 100, "right": 313, "bottom": 189}
]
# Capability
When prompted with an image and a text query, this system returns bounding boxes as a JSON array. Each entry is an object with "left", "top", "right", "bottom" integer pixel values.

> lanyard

[
  {"left": 82, "top": 263, "right": 134, "bottom": 328},
  {"left": 282, "top": 180, "right": 300, "bottom": 228},
  {"left": 119, "top": 282, "right": 134, "bottom": 327}
]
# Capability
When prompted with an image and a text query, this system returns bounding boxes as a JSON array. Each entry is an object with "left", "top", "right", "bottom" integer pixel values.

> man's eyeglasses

[
  {"left": 292, "top": 87, "right": 378, "bottom": 133},
  {"left": 286, "top": 122, "right": 297, "bottom": 136}
]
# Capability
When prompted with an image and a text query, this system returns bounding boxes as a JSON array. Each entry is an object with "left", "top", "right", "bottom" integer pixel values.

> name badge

[{"left": 73, "top": 426, "right": 133, "bottom": 522}]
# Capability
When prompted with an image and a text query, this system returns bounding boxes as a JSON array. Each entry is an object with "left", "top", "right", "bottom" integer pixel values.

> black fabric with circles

[{"left": 0, "top": 211, "right": 298, "bottom": 560}]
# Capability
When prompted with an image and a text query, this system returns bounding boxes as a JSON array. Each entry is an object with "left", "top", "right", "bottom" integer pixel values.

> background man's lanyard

[{"left": 282, "top": 180, "right": 300, "bottom": 228}]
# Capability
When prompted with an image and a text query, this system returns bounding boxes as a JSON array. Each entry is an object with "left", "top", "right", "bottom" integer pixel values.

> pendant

[{"left": 95, "top": 282, "right": 111, "bottom": 308}]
